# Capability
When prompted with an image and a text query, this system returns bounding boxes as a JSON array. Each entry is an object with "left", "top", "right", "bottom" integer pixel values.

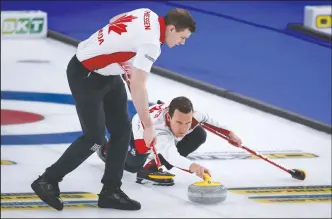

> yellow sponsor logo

[
  {"left": 188, "top": 152, "right": 319, "bottom": 161},
  {"left": 246, "top": 153, "right": 318, "bottom": 159},
  {"left": 253, "top": 198, "right": 331, "bottom": 203},
  {"left": 1, "top": 192, "right": 98, "bottom": 211},
  {"left": 316, "top": 15, "right": 332, "bottom": 28},
  {"left": 229, "top": 185, "right": 331, "bottom": 195},
  {"left": 250, "top": 194, "right": 331, "bottom": 204},
  {"left": 1, "top": 160, "right": 17, "bottom": 165},
  {"left": 1, "top": 202, "right": 97, "bottom": 211},
  {"left": 1, "top": 192, "right": 97, "bottom": 202}
]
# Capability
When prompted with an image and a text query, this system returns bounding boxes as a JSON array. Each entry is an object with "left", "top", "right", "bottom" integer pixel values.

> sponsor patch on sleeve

[{"left": 144, "top": 54, "right": 155, "bottom": 62}]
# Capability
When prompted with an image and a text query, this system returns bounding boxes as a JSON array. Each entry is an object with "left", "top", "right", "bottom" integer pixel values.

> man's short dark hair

[
  {"left": 164, "top": 8, "right": 196, "bottom": 33},
  {"left": 169, "top": 96, "right": 194, "bottom": 117}
]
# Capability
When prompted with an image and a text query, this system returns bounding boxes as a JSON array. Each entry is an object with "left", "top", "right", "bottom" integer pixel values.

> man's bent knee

[{"left": 124, "top": 150, "right": 149, "bottom": 173}]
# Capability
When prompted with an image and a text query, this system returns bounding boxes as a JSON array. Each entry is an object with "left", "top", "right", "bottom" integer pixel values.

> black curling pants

[{"left": 44, "top": 55, "right": 131, "bottom": 190}]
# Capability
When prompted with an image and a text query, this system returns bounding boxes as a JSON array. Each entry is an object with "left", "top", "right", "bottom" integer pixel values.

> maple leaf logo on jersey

[{"left": 108, "top": 15, "right": 137, "bottom": 35}]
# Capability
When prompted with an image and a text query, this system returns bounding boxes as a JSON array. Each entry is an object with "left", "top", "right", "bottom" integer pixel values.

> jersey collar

[{"left": 158, "top": 17, "right": 166, "bottom": 44}]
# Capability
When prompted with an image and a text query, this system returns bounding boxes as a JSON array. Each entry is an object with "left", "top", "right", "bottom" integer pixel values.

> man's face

[
  {"left": 167, "top": 109, "right": 193, "bottom": 137},
  {"left": 165, "top": 26, "right": 192, "bottom": 48}
]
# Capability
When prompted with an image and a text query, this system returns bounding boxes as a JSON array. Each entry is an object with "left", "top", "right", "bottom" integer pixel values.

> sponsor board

[
  {"left": 2, "top": 17, "right": 45, "bottom": 34},
  {"left": 187, "top": 151, "right": 319, "bottom": 161},
  {"left": 1, "top": 11, "right": 48, "bottom": 37},
  {"left": 228, "top": 185, "right": 331, "bottom": 195},
  {"left": 1, "top": 160, "right": 17, "bottom": 165},
  {"left": 304, "top": 5, "right": 331, "bottom": 35},
  {"left": 1, "top": 192, "right": 98, "bottom": 211},
  {"left": 249, "top": 194, "right": 331, "bottom": 204}
]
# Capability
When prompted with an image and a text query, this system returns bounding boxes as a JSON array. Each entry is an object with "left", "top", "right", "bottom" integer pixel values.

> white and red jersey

[
  {"left": 76, "top": 8, "right": 165, "bottom": 76},
  {"left": 131, "top": 102, "right": 231, "bottom": 171}
]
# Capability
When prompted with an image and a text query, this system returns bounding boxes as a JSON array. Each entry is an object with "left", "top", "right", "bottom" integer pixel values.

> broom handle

[
  {"left": 149, "top": 139, "right": 162, "bottom": 169},
  {"left": 200, "top": 123, "right": 291, "bottom": 174}
]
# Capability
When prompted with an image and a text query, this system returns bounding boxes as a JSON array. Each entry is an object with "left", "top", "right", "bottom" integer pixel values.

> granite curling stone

[{"left": 187, "top": 173, "right": 227, "bottom": 204}]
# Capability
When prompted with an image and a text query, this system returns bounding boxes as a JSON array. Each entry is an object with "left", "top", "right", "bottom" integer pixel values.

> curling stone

[{"left": 187, "top": 174, "right": 227, "bottom": 204}]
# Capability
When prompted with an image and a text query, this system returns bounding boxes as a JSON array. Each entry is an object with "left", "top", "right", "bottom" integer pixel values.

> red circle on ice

[{"left": 1, "top": 109, "right": 44, "bottom": 125}]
